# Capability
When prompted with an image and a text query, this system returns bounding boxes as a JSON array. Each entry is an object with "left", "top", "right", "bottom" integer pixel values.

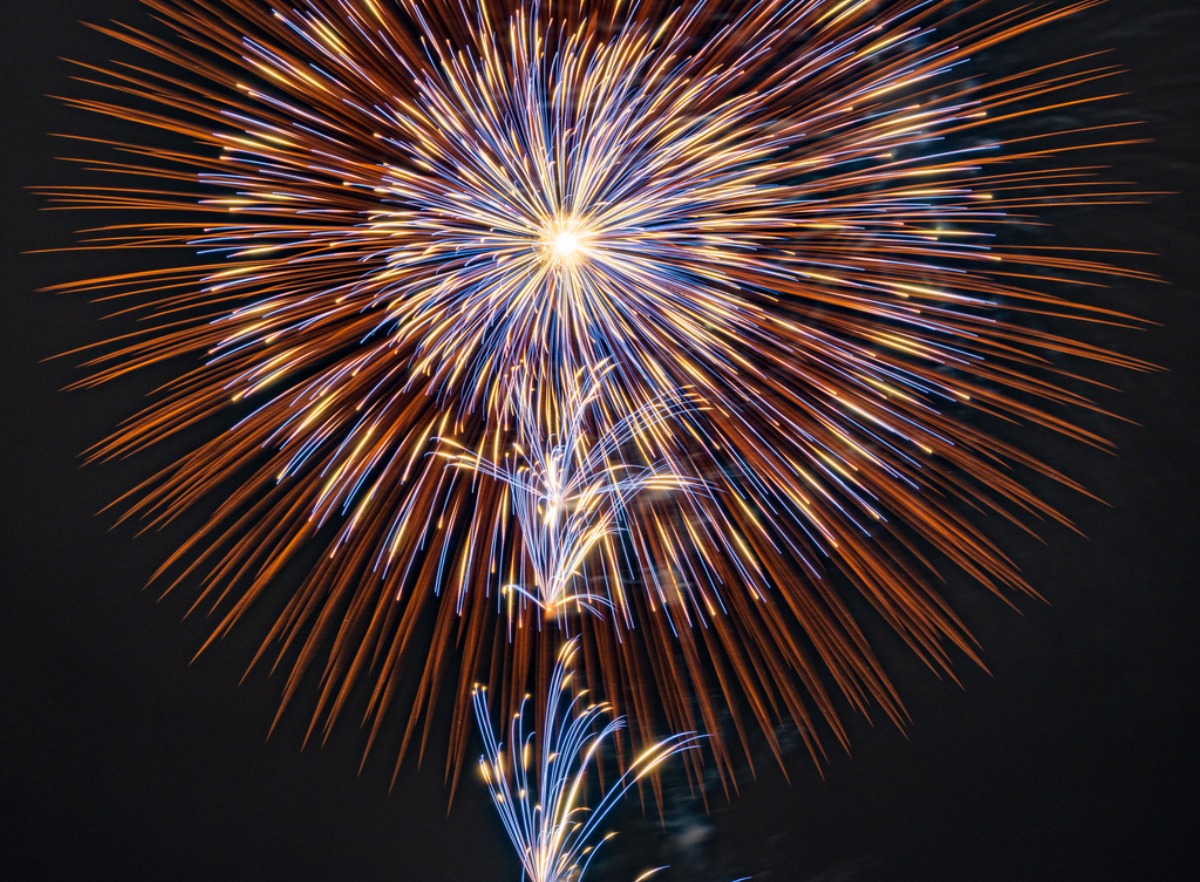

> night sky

[{"left": 2, "top": 1, "right": 1196, "bottom": 880}]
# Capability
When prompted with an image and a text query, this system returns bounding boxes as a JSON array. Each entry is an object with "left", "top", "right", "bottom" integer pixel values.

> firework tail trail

[
  {"left": 41, "top": 0, "right": 1157, "bottom": 787},
  {"left": 455, "top": 368, "right": 725, "bottom": 879}
]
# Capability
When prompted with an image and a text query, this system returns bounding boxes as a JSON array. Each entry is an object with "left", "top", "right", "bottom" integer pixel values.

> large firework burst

[{"left": 45, "top": 0, "right": 1152, "bottom": 784}]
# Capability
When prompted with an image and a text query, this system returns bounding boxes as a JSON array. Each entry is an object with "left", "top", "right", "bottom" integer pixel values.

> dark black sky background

[{"left": 1, "top": 1, "right": 1197, "bottom": 880}]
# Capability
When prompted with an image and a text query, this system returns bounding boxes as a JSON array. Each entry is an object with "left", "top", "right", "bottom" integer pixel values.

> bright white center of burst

[
  {"left": 543, "top": 219, "right": 589, "bottom": 265},
  {"left": 553, "top": 231, "right": 580, "bottom": 259}
]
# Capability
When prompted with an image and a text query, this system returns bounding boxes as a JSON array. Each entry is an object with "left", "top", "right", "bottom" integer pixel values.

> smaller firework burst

[
  {"left": 474, "top": 639, "right": 701, "bottom": 882},
  {"left": 439, "top": 365, "right": 708, "bottom": 622}
]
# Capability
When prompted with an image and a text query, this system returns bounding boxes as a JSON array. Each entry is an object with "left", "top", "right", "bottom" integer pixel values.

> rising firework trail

[{"left": 43, "top": 0, "right": 1154, "bottom": 783}]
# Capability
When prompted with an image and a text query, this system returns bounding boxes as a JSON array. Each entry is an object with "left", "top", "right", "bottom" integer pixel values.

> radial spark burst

[{"left": 46, "top": 0, "right": 1152, "bottom": 780}]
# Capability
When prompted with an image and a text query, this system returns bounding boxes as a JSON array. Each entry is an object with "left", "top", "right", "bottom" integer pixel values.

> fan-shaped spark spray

[{"left": 474, "top": 640, "right": 701, "bottom": 882}]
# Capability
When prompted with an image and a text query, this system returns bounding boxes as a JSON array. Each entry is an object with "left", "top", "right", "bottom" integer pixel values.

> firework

[
  {"left": 45, "top": 0, "right": 1152, "bottom": 779},
  {"left": 475, "top": 640, "right": 700, "bottom": 882}
]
